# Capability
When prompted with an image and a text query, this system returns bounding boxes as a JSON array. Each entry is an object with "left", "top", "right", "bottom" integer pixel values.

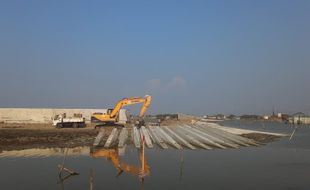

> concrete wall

[{"left": 0, "top": 108, "right": 128, "bottom": 124}]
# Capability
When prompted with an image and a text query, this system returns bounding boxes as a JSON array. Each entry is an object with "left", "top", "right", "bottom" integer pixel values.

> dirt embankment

[
  {"left": 0, "top": 123, "right": 111, "bottom": 151},
  {"left": 0, "top": 123, "right": 282, "bottom": 152},
  {"left": 241, "top": 133, "right": 281, "bottom": 143}
]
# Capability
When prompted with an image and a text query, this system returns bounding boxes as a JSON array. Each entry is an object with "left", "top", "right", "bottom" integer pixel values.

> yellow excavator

[{"left": 92, "top": 95, "right": 152, "bottom": 126}]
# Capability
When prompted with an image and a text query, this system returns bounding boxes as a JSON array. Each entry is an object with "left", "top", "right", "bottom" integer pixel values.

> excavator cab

[{"left": 107, "top": 109, "right": 113, "bottom": 115}]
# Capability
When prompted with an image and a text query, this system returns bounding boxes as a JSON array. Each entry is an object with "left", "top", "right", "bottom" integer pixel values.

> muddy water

[{"left": 1, "top": 121, "right": 310, "bottom": 190}]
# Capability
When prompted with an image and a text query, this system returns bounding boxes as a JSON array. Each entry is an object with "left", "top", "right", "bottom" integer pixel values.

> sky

[{"left": 0, "top": 0, "right": 309, "bottom": 115}]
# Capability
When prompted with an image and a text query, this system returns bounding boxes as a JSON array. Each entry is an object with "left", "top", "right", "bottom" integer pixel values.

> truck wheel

[{"left": 56, "top": 123, "right": 62, "bottom": 128}]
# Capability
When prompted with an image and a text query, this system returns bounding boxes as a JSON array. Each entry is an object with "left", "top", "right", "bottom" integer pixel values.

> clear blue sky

[{"left": 0, "top": 0, "right": 309, "bottom": 115}]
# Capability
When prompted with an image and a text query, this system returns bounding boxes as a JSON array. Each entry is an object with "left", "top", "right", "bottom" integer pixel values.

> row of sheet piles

[{"left": 93, "top": 123, "right": 259, "bottom": 150}]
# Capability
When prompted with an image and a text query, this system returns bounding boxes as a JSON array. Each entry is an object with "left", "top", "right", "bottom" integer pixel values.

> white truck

[{"left": 52, "top": 113, "right": 86, "bottom": 128}]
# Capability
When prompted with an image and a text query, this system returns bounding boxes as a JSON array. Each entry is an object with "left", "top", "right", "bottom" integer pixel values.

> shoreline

[{"left": 0, "top": 123, "right": 282, "bottom": 152}]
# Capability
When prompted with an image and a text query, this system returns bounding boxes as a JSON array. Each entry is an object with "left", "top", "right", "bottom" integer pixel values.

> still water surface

[{"left": 1, "top": 121, "right": 310, "bottom": 190}]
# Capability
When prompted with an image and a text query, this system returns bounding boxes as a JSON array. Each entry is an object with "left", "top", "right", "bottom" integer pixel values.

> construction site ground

[
  {"left": 0, "top": 122, "right": 281, "bottom": 152},
  {"left": 0, "top": 123, "right": 111, "bottom": 151}
]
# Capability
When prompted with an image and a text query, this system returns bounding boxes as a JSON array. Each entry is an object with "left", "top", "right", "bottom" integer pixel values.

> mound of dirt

[
  {"left": 241, "top": 133, "right": 281, "bottom": 143},
  {"left": 0, "top": 123, "right": 114, "bottom": 151}
]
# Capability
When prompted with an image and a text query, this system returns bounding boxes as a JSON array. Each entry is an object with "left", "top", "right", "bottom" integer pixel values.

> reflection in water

[
  {"left": 0, "top": 142, "right": 189, "bottom": 189},
  {"left": 58, "top": 172, "right": 77, "bottom": 190},
  {"left": 2, "top": 121, "right": 310, "bottom": 190},
  {"left": 0, "top": 147, "right": 90, "bottom": 158},
  {"left": 0, "top": 143, "right": 188, "bottom": 189},
  {"left": 90, "top": 143, "right": 150, "bottom": 180},
  {"left": 58, "top": 148, "right": 79, "bottom": 190},
  {"left": 179, "top": 150, "right": 184, "bottom": 181},
  {"left": 0, "top": 144, "right": 151, "bottom": 182},
  {"left": 90, "top": 142, "right": 150, "bottom": 190},
  {"left": 89, "top": 169, "right": 94, "bottom": 190}
]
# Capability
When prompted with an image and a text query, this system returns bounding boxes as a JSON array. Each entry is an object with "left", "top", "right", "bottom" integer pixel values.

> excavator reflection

[{"left": 90, "top": 145, "right": 150, "bottom": 181}]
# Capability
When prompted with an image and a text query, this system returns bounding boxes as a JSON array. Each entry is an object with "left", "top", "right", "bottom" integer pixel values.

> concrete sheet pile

[
  {"left": 104, "top": 128, "right": 119, "bottom": 148},
  {"left": 140, "top": 126, "right": 153, "bottom": 148},
  {"left": 118, "top": 128, "right": 128, "bottom": 148},
  {"left": 93, "top": 128, "right": 105, "bottom": 146},
  {"left": 93, "top": 122, "right": 262, "bottom": 150},
  {"left": 132, "top": 126, "right": 141, "bottom": 149},
  {"left": 148, "top": 126, "right": 168, "bottom": 149}
]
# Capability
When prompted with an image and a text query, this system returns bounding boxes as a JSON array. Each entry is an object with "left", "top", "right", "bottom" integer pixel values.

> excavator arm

[
  {"left": 138, "top": 95, "right": 152, "bottom": 117},
  {"left": 110, "top": 95, "right": 152, "bottom": 118}
]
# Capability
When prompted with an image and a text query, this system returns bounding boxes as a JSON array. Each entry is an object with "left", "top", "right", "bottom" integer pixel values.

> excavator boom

[{"left": 110, "top": 95, "right": 152, "bottom": 118}]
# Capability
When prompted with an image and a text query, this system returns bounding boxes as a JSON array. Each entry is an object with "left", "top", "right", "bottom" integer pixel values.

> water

[{"left": 1, "top": 121, "right": 310, "bottom": 190}]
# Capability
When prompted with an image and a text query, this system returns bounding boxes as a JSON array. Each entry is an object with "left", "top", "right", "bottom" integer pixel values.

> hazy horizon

[{"left": 0, "top": 1, "right": 309, "bottom": 115}]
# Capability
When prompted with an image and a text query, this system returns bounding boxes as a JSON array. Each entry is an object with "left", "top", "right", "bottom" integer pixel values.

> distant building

[
  {"left": 240, "top": 115, "right": 262, "bottom": 120},
  {"left": 203, "top": 114, "right": 226, "bottom": 120},
  {"left": 289, "top": 112, "right": 310, "bottom": 125},
  {"left": 144, "top": 115, "right": 161, "bottom": 126},
  {"left": 227, "top": 114, "right": 238, "bottom": 120},
  {"left": 215, "top": 114, "right": 226, "bottom": 120},
  {"left": 156, "top": 113, "right": 178, "bottom": 120}
]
